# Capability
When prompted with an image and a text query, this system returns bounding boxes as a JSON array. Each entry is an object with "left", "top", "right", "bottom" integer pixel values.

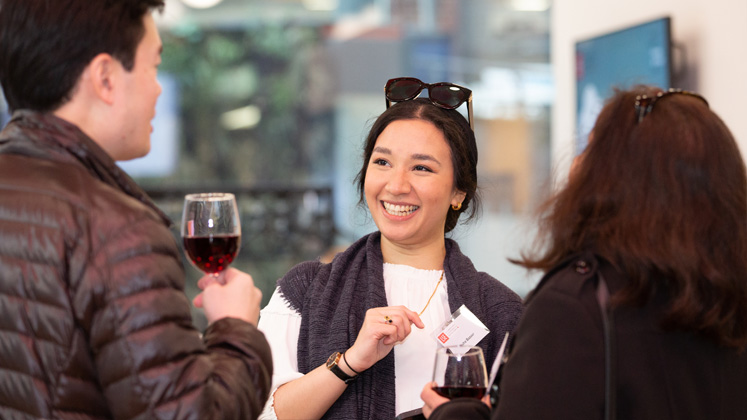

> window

[{"left": 120, "top": 0, "right": 551, "bottom": 324}]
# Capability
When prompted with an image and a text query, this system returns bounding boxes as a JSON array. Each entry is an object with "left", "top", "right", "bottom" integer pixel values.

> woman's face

[{"left": 364, "top": 119, "right": 466, "bottom": 248}]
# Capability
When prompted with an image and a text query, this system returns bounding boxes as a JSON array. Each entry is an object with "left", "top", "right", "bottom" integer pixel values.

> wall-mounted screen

[
  {"left": 0, "top": 90, "right": 9, "bottom": 128},
  {"left": 575, "top": 17, "right": 672, "bottom": 153}
]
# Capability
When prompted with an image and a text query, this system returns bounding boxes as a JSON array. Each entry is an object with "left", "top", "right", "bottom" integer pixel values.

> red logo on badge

[{"left": 438, "top": 333, "right": 449, "bottom": 343}]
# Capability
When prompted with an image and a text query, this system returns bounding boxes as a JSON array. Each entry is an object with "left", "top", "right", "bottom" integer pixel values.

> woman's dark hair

[
  {"left": 516, "top": 85, "right": 747, "bottom": 350},
  {"left": 0, "top": 0, "right": 165, "bottom": 112},
  {"left": 355, "top": 98, "right": 481, "bottom": 233}
]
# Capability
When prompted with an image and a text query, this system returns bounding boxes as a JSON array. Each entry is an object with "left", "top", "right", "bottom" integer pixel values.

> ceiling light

[
  {"left": 221, "top": 105, "right": 262, "bottom": 131},
  {"left": 180, "top": 0, "right": 224, "bottom": 9},
  {"left": 303, "top": 0, "right": 339, "bottom": 11},
  {"left": 509, "top": 0, "right": 550, "bottom": 12}
]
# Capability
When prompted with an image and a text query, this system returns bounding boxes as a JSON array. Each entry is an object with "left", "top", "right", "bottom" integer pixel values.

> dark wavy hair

[
  {"left": 0, "top": 0, "right": 165, "bottom": 112},
  {"left": 355, "top": 98, "right": 481, "bottom": 233},
  {"left": 516, "top": 86, "right": 747, "bottom": 350}
]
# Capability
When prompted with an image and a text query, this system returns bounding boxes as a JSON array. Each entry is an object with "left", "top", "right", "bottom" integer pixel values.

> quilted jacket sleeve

[{"left": 74, "top": 207, "right": 272, "bottom": 420}]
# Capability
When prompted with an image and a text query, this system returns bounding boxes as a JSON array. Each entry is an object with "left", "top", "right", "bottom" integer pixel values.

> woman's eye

[
  {"left": 372, "top": 158, "right": 389, "bottom": 166},
  {"left": 414, "top": 165, "right": 433, "bottom": 172}
]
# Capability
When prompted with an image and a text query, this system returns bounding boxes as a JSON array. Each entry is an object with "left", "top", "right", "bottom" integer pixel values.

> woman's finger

[
  {"left": 402, "top": 307, "right": 425, "bottom": 329},
  {"left": 382, "top": 312, "right": 409, "bottom": 342},
  {"left": 420, "top": 382, "right": 450, "bottom": 418},
  {"left": 385, "top": 305, "right": 425, "bottom": 329}
]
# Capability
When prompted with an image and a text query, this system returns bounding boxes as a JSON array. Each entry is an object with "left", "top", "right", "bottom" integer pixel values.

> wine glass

[
  {"left": 181, "top": 193, "right": 241, "bottom": 277},
  {"left": 432, "top": 346, "right": 488, "bottom": 400}
]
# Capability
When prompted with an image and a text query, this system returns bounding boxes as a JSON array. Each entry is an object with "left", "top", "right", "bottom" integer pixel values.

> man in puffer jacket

[{"left": 0, "top": 1, "right": 272, "bottom": 419}]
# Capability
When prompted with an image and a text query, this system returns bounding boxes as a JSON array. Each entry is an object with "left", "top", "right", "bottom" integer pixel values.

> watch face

[
  {"left": 326, "top": 351, "right": 355, "bottom": 383},
  {"left": 327, "top": 352, "right": 340, "bottom": 367}
]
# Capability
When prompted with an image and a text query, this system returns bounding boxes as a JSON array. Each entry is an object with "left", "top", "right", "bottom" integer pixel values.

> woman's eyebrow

[
  {"left": 372, "top": 146, "right": 391, "bottom": 155},
  {"left": 372, "top": 147, "right": 441, "bottom": 166},
  {"left": 412, "top": 153, "right": 441, "bottom": 165}
]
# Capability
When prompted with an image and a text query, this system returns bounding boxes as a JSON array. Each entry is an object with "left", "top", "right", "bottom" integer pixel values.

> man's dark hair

[{"left": 0, "top": 0, "right": 164, "bottom": 112}]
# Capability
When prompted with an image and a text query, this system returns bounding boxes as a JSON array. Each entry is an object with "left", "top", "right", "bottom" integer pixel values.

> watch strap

[{"left": 327, "top": 351, "right": 356, "bottom": 384}]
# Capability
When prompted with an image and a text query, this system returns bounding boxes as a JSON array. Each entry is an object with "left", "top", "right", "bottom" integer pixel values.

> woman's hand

[
  {"left": 420, "top": 382, "right": 450, "bottom": 418},
  {"left": 421, "top": 382, "right": 492, "bottom": 418},
  {"left": 343, "top": 306, "right": 424, "bottom": 373}
]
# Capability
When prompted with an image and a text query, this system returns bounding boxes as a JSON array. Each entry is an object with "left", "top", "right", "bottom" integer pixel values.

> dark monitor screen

[
  {"left": 0, "top": 91, "right": 8, "bottom": 128},
  {"left": 575, "top": 17, "right": 671, "bottom": 153}
]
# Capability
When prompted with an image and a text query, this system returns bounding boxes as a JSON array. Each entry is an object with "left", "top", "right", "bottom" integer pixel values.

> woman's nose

[{"left": 386, "top": 170, "right": 411, "bottom": 195}]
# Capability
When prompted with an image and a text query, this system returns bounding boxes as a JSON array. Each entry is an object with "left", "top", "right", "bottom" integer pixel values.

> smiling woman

[
  {"left": 365, "top": 119, "right": 466, "bottom": 259},
  {"left": 256, "top": 91, "right": 524, "bottom": 420}
]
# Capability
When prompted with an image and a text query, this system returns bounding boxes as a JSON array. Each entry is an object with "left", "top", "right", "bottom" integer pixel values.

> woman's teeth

[{"left": 383, "top": 202, "right": 419, "bottom": 216}]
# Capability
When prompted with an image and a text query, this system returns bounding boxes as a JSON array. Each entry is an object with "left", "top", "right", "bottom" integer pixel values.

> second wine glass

[
  {"left": 432, "top": 346, "right": 488, "bottom": 400},
  {"left": 181, "top": 192, "right": 241, "bottom": 277}
]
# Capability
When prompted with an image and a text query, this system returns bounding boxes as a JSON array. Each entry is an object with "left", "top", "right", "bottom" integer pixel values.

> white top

[{"left": 257, "top": 263, "right": 451, "bottom": 419}]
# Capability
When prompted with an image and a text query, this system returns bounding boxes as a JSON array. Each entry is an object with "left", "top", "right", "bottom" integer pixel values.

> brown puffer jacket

[{"left": 0, "top": 111, "right": 272, "bottom": 419}]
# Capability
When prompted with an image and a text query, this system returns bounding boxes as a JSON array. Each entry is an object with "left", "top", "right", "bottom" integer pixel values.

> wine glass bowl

[
  {"left": 181, "top": 193, "right": 241, "bottom": 276},
  {"left": 432, "top": 346, "right": 488, "bottom": 400}
]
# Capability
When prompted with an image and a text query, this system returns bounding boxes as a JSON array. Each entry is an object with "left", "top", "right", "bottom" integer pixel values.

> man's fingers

[{"left": 192, "top": 293, "right": 204, "bottom": 308}]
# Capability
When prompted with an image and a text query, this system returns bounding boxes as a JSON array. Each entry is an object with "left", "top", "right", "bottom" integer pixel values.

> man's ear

[{"left": 86, "top": 53, "right": 119, "bottom": 105}]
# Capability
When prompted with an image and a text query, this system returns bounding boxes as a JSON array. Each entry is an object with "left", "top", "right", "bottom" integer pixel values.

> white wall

[{"left": 552, "top": 0, "right": 747, "bottom": 174}]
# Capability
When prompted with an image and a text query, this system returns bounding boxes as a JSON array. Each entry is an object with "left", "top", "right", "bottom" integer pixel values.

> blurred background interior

[
  {"left": 141, "top": 0, "right": 553, "bottom": 328},
  {"left": 2, "top": 0, "right": 744, "bottom": 329}
]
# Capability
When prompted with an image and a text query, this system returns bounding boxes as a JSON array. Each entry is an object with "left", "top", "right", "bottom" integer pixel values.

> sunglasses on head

[
  {"left": 385, "top": 77, "right": 474, "bottom": 130},
  {"left": 634, "top": 88, "right": 709, "bottom": 123}
]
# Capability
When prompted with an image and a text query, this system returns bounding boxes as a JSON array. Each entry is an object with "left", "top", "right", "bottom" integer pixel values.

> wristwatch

[{"left": 326, "top": 351, "right": 357, "bottom": 384}]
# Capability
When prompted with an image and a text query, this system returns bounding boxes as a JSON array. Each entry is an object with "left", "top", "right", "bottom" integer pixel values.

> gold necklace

[{"left": 418, "top": 270, "right": 444, "bottom": 316}]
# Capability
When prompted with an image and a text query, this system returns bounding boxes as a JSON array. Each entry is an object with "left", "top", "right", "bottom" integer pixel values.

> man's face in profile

[{"left": 115, "top": 13, "right": 163, "bottom": 161}]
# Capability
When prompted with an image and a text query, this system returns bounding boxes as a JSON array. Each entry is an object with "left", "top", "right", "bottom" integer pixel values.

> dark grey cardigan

[{"left": 278, "top": 231, "right": 523, "bottom": 420}]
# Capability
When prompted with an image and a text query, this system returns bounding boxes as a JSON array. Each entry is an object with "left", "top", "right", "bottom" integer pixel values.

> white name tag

[{"left": 432, "top": 304, "right": 489, "bottom": 351}]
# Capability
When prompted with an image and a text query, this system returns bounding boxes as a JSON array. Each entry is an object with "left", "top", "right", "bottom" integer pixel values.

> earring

[{"left": 451, "top": 202, "right": 462, "bottom": 211}]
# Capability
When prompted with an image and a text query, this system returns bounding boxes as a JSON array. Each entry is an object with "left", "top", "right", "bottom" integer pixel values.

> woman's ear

[{"left": 452, "top": 190, "right": 467, "bottom": 207}]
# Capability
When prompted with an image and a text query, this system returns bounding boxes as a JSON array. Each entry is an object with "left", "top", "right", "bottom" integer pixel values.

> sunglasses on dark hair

[
  {"left": 634, "top": 88, "right": 709, "bottom": 123},
  {"left": 385, "top": 77, "right": 474, "bottom": 130}
]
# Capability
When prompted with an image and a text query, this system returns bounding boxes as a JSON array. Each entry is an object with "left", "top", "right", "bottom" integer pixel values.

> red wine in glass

[
  {"left": 181, "top": 193, "right": 241, "bottom": 277},
  {"left": 432, "top": 346, "right": 488, "bottom": 401},
  {"left": 433, "top": 386, "right": 487, "bottom": 400},
  {"left": 183, "top": 234, "right": 240, "bottom": 275}
]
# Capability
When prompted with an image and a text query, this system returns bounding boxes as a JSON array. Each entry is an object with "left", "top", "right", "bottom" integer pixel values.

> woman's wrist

[
  {"left": 340, "top": 350, "right": 366, "bottom": 376},
  {"left": 341, "top": 351, "right": 362, "bottom": 376}
]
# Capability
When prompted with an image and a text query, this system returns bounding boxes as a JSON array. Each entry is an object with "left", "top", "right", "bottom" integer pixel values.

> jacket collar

[{"left": 1, "top": 110, "right": 171, "bottom": 225}]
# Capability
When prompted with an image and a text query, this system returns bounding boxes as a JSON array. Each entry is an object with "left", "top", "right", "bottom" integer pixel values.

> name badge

[{"left": 432, "top": 304, "right": 489, "bottom": 352}]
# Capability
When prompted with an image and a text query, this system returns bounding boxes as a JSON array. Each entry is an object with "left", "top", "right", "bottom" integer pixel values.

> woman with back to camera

[
  {"left": 422, "top": 85, "right": 747, "bottom": 419},
  {"left": 257, "top": 77, "right": 524, "bottom": 420}
]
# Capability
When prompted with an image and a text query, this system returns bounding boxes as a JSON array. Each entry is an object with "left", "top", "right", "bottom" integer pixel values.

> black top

[{"left": 430, "top": 252, "right": 747, "bottom": 420}]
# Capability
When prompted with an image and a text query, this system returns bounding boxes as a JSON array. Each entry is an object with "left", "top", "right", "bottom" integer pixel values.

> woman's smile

[{"left": 382, "top": 201, "right": 419, "bottom": 217}]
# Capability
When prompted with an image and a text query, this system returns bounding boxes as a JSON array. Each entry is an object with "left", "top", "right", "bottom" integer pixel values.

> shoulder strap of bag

[{"left": 596, "top": 272, "right": 616, "bottom": 420}]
